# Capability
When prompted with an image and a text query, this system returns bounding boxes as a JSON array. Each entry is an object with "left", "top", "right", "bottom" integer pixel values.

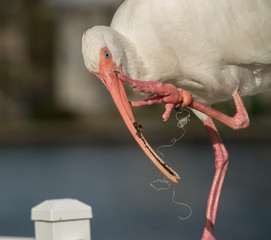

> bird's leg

[
  {"left": 201, "top": 116, "right": 229, "bottom": 240},
  {"left": 190, "top": 91, "right": 249, "bottom": 130},
  {"left": 117, "top": 74, "right": 191, "bottom": 121},
  {"left": 118, "top": 74, "right": 249, "bottom": 129}
]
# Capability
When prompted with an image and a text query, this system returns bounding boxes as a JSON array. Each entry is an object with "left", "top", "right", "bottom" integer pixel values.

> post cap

[{"left": 31, "top": 199, "right": 93, "bottom": 222}]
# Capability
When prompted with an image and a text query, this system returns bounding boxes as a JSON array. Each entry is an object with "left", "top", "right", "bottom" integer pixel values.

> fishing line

[
  {"left": 156, "top": 108, "right": 190, "bottom": 157},
  {"left": 150, "top": 108, "right": 192, "bottom": 220},
  {"left": 150, "top": 173, "right": 192, "bottom": 220}
]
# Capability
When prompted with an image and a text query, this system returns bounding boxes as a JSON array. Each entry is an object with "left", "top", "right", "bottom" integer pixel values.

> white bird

[{"left": 81, "top": 0, "right": 271, "bottom": 239}]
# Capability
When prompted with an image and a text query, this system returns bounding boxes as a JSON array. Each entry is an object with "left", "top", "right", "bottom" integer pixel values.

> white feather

[{"left": 83, "top": 0, "right": 271, "bottom": 105}]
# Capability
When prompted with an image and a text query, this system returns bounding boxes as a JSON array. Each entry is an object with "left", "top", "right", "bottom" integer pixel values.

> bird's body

[
  {"left": 106, "top": 0, "right": 271, "bottom": 105},
  {"left": 82, "top": 1, "right": 271, "bottom": 239}
]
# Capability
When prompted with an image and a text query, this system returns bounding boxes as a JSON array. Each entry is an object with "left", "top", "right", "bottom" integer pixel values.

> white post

[{"left": 31, "top": 199, "right": 93, "bottom": 240}]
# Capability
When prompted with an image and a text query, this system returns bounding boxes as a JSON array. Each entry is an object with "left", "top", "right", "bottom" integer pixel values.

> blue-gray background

[
  {"left": 0, "top": 0, "right": 271, "bottom": 239},
  {"left": 0, "top": 141, "right": 271, "bottom": 240}
]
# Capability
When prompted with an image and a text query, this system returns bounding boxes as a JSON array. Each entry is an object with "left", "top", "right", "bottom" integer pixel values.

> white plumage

[{"left": 83, "top": 0, "right": 271, "bottom": 105}]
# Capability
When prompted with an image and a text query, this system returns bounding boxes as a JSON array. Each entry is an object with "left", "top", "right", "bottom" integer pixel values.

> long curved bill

[{"left": 98, "top": 71, "right": 180, "bottom": 183}]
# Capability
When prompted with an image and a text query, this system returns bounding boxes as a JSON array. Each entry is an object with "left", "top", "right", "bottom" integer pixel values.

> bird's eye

[{"left": 104, "top": 51, "right": 111, "bottom": 59}]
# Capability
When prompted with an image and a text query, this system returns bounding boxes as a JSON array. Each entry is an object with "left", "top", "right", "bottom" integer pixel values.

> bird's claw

[{"left": 117, "top": 74, "right": 192, "bottom": 121}]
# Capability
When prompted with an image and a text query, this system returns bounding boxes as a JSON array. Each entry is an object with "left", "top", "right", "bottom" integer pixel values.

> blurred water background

[{"left": 0, "top": 0, "right": 271, "bottom": 239}]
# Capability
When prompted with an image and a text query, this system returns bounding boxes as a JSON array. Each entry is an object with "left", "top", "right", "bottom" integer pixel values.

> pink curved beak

[{"left": 94, "top": 70, "right": 180, "bottom": 183}]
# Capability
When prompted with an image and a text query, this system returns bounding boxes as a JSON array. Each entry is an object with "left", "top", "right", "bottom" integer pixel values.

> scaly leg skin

[
  {"left": 118, "top": 73, "right": 249, "bottom": 130},
  {"left": 117, "top": 74, "right": 191, "bottom": 121},
  {"left": 190, "top": 91, "right": 249, "bottom": 130},
  {"left": 201, "top": 116, "right": 229, "bottom": 240}
]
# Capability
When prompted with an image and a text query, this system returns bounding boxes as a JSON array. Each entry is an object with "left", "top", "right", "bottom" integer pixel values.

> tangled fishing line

[{"left": 150, "top": 108, "right": 192, "bottom": 220}]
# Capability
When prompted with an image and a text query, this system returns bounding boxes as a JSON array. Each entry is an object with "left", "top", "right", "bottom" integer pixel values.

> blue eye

[{"left": 104, "top": 51, "right": 111, "bottom": 59}]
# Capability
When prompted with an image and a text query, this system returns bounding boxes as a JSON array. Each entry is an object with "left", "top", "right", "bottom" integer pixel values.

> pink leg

[
  {"left": 117, "top": 74, "right": 248, "bottom": 239},
  {"left": 190, "top": 92, "right": 249, "bottom": 130},
  {"left": 201, "top": 116, "right": 229, "bottom": 240},
  {"left": 118, "top": 74, "right": 249, "bottom": 129},
  {"left": 117, "top": 74, "right": 190, "bottom": 121}
]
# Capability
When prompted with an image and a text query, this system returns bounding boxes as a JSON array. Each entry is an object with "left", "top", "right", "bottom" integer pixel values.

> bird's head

[
  {"left": 82, "top": 26, "right": 180, "bottom": 183},
  {"left": 82, "top": 26, "right": 136, "bottom": 142},
  {"left": 82, "top": 26, "right": 125, "bottom": 75}
]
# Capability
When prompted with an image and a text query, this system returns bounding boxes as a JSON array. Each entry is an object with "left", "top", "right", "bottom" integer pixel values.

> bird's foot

[{"left": 117, "top": 74, "right": 191, "bottom": 121}]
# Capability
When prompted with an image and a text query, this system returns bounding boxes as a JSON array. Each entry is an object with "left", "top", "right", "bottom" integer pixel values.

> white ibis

[{"left": 81, "top": 0, "right": 271, "bottom": 239}]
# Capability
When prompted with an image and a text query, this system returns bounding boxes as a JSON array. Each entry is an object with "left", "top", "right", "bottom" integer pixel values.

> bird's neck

[{"left": 117, "top": 33, "right": 146, "bottom": 80}]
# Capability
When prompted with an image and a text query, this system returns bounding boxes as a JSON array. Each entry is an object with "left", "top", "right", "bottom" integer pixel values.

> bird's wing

[
  {"left": 111, "top": 0, "right": 271, "bottom": 99},
  {"left": 207, "top": 0, "right": 271, "bottom": 65},
  {"left": 112, "top": 0, "right": 271, "bottom": 63}
]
